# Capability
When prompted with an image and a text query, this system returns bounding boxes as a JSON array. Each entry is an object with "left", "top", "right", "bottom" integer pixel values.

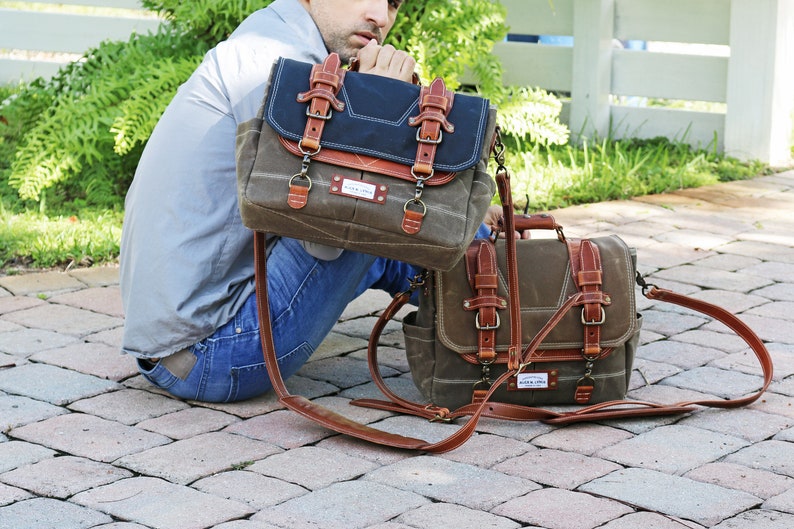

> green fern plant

[
  {"left": 1, "top": 0, "right": 567, "bottom": 212},
  {"left": 142, "top": 0, "right": 274, "bottom": 43},
  {"left": 3, "top": 26, "right": 206, "bottom": 209},
  {"left": 111, "top": 55, "right": 203, "bottom": 156}
]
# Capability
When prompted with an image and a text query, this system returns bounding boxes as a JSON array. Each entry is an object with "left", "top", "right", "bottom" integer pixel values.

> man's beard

[{"left": 325, "top": 25, "right": 382, "bottom": 63}]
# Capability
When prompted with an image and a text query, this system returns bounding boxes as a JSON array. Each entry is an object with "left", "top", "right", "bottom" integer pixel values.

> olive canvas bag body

[
  {"left": 236, "top": 53, "right": 498, "bottom": 271},
  {"left": 401, "top": 217, "right": 641, "bottom": 411}
]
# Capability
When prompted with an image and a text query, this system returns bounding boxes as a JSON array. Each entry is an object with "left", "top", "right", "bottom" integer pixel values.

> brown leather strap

[
  {"left": 355, "top": 265, "right": 774, "bottom": 427},
  {"left": 254, "top": 168, "right": 774, "bottom": 453},
  {"left": 408, "top": 77, "right": 454, "bottom": 177},
  {"left": 495, "top": 172, "right": 523, "bottom": 372},
  {"left": 400, "top": 77, "right": 455, "bottom": 235},
  {"left": 570, "top": 239, "right": 605, "bottom": 357},
  {"left": 463, "top": 239, "right": 505, "bottom": 363},
  {"left": 254, "top": 232, "right": 437, "bottom": 450},
  {"left": 566, "top": 238, "right": 607, "bottom": 404},
  {"left": 295, "top": 54, "right": 345, "bottom": 152},
  {"left": 255, "top": 229, "right": 519, "bottom": 452},
  {"left": 639, "top": 285, "right": 774, "bottom": 410},
  {"left": 253, "top": 172, "right": 523, "bottom": 453},
  {"left": 286, "top": 54, "right": 346, "bottom": 210}
]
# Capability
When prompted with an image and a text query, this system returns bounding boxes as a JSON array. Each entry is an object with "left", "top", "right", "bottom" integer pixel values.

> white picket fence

[
  {"left": 498, "top": 0, "right": 794, "bottom": 165},
  {"left": 0, "top": 0, "right": 159, "bottom": 82},
  {"left": 1, "top": 0, "right": 792, "bottom": 164}
]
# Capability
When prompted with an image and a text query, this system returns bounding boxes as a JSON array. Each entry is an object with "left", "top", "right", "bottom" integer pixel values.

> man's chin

[{"left": 333, "top": 48, "right": 358, "bottom": 65}]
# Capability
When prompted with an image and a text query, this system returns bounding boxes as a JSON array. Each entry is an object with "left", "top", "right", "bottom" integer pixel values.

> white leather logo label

[
  {"left": 330, "top": 175, "right": 387, "bottom": 204},
  {"left": 341, "top": 179, "right": 376, "bottom": 200},
  {"left": 516, "top": 372, "right": 550, "bottom": 389}
]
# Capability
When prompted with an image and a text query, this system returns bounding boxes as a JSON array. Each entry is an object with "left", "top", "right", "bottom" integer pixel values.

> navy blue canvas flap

[{"left": 264, "top": 57, "right": 491, "bottom": 172}]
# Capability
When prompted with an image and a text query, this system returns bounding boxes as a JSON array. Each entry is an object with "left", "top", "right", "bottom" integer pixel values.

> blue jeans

[{"left": 137, "top": 237, "right": 425, "bottom": 402}]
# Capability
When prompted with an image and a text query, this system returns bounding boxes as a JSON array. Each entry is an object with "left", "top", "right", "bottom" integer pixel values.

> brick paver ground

[{"left": 0, "top": 171, "right": 792, "bottom": 528}]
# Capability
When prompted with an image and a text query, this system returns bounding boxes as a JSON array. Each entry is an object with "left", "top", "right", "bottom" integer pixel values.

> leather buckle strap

[
  {"left": 296, "top": 53, "right": 346, "bottom": 152},
  {"left": 288, "top": 54, "right": 346, "bottom": 210},
  {"left": 566, "top": 238, "right": 607, "bottom": 404},
  {"left": 400, "top": 78, "right": 455, "bottom": 235},
  {"left": 463, "top": 239, "right": 506, "bottom": 363},
  {"left": 408, "top": 77, "right": 454, "bottom": 177}
]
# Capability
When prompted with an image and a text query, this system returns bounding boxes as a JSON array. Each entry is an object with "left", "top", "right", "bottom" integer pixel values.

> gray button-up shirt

[{"left": 120, "top": 0, "right": 333, "bottom": 358}]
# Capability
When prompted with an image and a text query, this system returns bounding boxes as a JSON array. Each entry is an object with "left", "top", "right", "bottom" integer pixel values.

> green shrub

[{"left": 0, "top": 0, "right": 567, "bottom": 213}]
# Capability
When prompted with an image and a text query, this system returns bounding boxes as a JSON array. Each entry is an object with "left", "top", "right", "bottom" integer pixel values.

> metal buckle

[
  {"left": 288, "top": 173, "right": 312, "bottom": 190},
  {"left": 415, "top": 128, "right": 443, "bottom": 144},
  {"left": 425, "top": 405, "right": 453, "bottom": 423},
  {"left": 403, "top": 198, "right": 427, "bottom": 216},
  {"left": 581, "top": 307, "right": 605, "bottom": 326},
  {"left": 410, "top": 167, "right": 434, "bottom": 182},
  {"left": 475, "top": 312, "right": 500, "bottom": 330},
  {"left": 305, "top": 107, "right": 333, "bottom": 120}
]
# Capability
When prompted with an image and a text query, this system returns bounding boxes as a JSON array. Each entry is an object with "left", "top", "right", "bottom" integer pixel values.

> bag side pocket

[{"left": 403, "top": 310, "right": 437, "bottom": 402}]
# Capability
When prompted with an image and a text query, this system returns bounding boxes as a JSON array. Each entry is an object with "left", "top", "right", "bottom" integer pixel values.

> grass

[
  {"left": 0, "top": 207, "right": 123, "bottom": 273},
  {"left": 504, "top": 135, "right": 770, "bottom": 213},
  {"left": 0, "top": 73, "right": 785, "bottom": 274},
  {"left": 0, "top": 134, "right": 776, "bottom": 274}
]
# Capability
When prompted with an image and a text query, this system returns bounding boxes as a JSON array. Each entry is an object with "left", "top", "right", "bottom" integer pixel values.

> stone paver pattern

[{"left": 0, "top": 172, "right": 792, "bottom": 528}]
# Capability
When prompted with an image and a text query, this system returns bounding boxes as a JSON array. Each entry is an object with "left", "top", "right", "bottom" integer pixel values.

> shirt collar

[{"left": 270, "top": 0, "right": 328, "bottom": 62}]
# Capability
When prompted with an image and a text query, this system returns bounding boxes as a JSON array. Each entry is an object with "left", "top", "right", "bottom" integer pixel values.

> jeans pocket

[
  {"left": 138, "top": 359, "right": 180, "bottom": 391},
  {"left": 229, "top": 341, "right": 314, "bottom": 402}
]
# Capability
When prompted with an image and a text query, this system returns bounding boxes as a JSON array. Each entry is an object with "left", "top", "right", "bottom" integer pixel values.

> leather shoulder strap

[
  {"left": 253, "top": 169, "right": 773, "bottom": 452},
  {"left": 252, "top": 171, "right": 523, "bottom": 453},
  {"left": 354, "top": 268, "right": 773, "bottom": 427},
  {"left": 254, "top": 231, "right": 438, "bottom": 450}
]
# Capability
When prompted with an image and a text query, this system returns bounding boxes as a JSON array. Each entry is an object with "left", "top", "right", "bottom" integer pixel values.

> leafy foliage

[
  {"left": 110, "top": 55, "right": 204, "bottom": 156},
  {"left": 141, "top": 0, "right": 274, "bottom": 44},
  {"left": 2, "top": 26, "right": 207, "bottom": 209},
  {"left": 389, "top": 0, "right": 568, "bottom": 146},
  {"left": 0, "top": 0, "right": 567, "bottom": 213},
  {"left": 388, "top": 0, "right": 506, "bottom": 92}
]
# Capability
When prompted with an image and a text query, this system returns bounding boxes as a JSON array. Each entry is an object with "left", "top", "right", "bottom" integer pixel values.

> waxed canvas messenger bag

[
  {"left": 253, "top": 171, "right": 773, "bottom": 453},
  {"left": 402, "top": 220, "right": 641, "bottom": 410},
  {"left": 236, "top": 53, "right": 498, "bottom": 271}
]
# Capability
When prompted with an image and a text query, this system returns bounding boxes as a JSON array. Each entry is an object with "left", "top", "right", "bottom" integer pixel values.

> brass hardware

[
  {"left": 581, "top": 306, "right": 606, "bottom": 326},
  {"left": 475, "top": 312, "right": 500, "bottom": 330},
  {"left": 578, "top": 359, "right": 595, "bottom": 387},
  {"left": 305, "top": 107, "right": 333, "bottom": 120},
  {"left": 403, "top": 199, "right": 427, "bottom": 216},
  {"left": 288, "top": 173, "right": 312, "bottom": 191},
  {"left": 473, "top": 364, "right": 493, "bottom": 390},
  {"left": 415, "top": 128, "right": 443, "bottom": 144}
]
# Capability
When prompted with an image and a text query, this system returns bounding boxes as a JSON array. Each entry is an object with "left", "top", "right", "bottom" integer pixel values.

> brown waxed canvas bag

[
  {"left": 402, "top": 223, "right": 642, "bottom": 410},
  {"left": 243, "top": 56, "right": 773, "bottom": 453},
  {"left": 236, "top": 53, "right": 498, "bottom": 271},
  {"left": 253, "top": 171, "right": 773, "bottom": 453}
]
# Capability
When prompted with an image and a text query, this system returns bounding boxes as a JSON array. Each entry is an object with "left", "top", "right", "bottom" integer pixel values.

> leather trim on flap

[
  {"left": 458, "top": 347, "right": 616, "bottom": 366},
  {"left": 435, "top": 235, "right": 637, "bottom": 357},
  {"left": 278, "top": 137, "right": 457, "bottom": 184}
]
